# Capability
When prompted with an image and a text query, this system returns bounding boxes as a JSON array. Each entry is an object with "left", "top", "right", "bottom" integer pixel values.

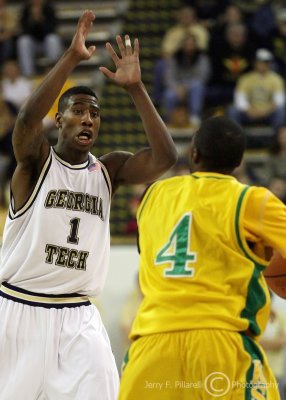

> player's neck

[{"left": 53, "top": 145, "right": 89, "bottom": 165}]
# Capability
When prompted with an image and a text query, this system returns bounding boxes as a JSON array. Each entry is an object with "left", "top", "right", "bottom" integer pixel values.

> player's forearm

[
  {"left": 18, "top": 49, "right": 79, "bottom": 126},
  {"left": 127, "top": 82, "right": 178, "bottom": 168}
]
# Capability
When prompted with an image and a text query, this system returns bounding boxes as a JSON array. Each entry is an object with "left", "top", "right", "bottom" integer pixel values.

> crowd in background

[{"left": 149, "top": 1, "right": 286, "bottom": 214}]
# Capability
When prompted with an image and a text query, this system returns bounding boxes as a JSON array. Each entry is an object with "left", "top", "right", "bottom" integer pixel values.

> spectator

[
  {"left": 17, "top": 0, "right": 62, "bottom": 77},
  {"left": 153, "top": 6, "right": 209, "bottom": 106},
  {"left": 211, "top": 4, "right": 245, "bottom": 45},
  {"left": 162, "top": 34, "right": 211, "bottom": 128},
  {"left": 0, "top": 0, "right": 17, "bottom": 65},
  {"left": 161, "top": 6, "right": 209, "bottom": 57},
  {"left": 264, "top": 126, "right": 286, "bottom": 185},
  {"left": 208, "top": 23, "right": 254, "bottom": 106},
  {"left": 1, "top": 60, "right": 32, "bottom": 110},
  {"left": 228, "top": 49, "right": 285, "bottom": 130}
]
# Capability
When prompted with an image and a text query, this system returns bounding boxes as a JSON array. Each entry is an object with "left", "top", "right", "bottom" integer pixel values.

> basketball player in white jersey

[{"left": 0, "top": 10, "right": 177, "bottom": 400}]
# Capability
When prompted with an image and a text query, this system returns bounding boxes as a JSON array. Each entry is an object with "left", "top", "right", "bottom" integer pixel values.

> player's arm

[
  {"left": 244, "top": 188, "right": 286, "bottom": 298},
  {"left": 11, "top": 10, "right": 96, "bottom": 211},
  {"left": 99, "top": 36, "right": 177, "bottom": 187}
]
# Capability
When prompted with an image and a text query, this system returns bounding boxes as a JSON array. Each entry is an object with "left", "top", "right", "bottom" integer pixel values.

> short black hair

[
  {"left": 58, "top": 86, "right": 98, "bottom": 112},
  {"left": 194, "top": 116, "right": 246, "bottom": 171}
]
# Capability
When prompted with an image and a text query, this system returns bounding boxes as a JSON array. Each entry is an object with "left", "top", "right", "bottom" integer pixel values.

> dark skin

[{"left": 12, "top": 10, "right": 177, "bottom": 211}]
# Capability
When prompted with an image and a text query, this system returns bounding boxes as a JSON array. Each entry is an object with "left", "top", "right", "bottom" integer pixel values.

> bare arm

[
  {"left": 11, "top": 10, "right": 96, "bottom": 210},
  {"left": 99, "top": 36, "right": 177, "bottom": 187}
]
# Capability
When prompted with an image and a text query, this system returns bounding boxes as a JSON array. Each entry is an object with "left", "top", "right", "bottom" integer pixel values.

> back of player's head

[
  {"left": 193, "top": 116, "right": 246, "bottom": 171},
  {"left": 58, "top": 86, "right": 98, "bottom": 112}
]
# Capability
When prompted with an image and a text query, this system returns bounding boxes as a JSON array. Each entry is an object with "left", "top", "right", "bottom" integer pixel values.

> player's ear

[
  {"left": 191, "top": 147, "right": 200, "bottom": 164},
  {"left": 55, "top": 112, "right": 62, "bottom": 129}
]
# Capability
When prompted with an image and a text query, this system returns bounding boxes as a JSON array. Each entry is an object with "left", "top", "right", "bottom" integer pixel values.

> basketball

[{"left": 264, "top": 252, "right": 286, "bottom": 299}]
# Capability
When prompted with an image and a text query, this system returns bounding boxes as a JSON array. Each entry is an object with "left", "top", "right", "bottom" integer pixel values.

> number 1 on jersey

[
  {"left": 155, "top": 213, "right": 196, "bottom": 277},
  {"left": 67, "top": 217, "right": 80, "bottom": 244}
]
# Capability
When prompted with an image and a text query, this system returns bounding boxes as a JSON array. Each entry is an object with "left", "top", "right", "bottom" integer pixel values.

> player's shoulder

[
  {"left": 245, "top": 184, "right": 277, "bottom": 207},
  {"left": 148, "top": 175, "right": 187, "bottom": 192}
]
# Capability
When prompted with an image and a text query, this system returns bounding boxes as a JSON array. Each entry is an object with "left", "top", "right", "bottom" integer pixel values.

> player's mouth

[{"left": 76, "top": 130, "right": 93, "bottom": 145}]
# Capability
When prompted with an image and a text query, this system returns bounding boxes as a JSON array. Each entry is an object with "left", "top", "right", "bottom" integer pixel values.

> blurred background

[{"left": 1, "top": 1, "right": 286, "bottom": 396}]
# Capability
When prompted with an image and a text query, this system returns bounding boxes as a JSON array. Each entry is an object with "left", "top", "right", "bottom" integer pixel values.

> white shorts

[{"left": 0, "top": 282, "right": 119, "bottom": 400}]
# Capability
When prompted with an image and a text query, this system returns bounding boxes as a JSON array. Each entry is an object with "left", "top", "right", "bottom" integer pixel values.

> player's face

[{"left": 56, "top": 94, "right": 100, "bottom": 151}]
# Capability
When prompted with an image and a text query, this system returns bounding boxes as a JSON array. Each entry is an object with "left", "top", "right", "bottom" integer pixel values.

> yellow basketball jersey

[{"left": 131, "top": 173, "right": 271, "bottom": 340}]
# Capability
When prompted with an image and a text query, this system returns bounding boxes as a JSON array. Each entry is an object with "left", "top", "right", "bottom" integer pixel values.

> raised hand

[
  {"left": 69, "top": 10, "right": 96, "bottom": 61},
  {"left": 99, "top": 35, "right": 141, "bottom": 89}
]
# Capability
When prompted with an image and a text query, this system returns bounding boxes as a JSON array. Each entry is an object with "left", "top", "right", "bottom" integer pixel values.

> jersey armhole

[
  {"left": 97, "top": 159, "right": 112, "bottom": 201},
  {"left": 235, "top": 186, "right": 269, "bottom": 269},
  {"left": 9, "top": 149, "right": 52, "bottom": 220}
]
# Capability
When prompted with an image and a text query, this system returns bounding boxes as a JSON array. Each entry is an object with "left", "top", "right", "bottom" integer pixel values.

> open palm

[
  {"left": 100, "top": 35, "right": 141, "bottom": 88},
  {"left": 69, "top": 10, "right": 96, "bottom": 61}
]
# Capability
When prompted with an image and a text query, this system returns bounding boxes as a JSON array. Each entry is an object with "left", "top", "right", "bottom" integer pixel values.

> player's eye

[{"left": 91, "top": 111, "right": 99, "bottom": 118}]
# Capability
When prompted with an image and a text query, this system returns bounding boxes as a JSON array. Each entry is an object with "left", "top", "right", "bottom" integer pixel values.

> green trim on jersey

[
  {"left": 121, "top": 348, "right": 130, "bottom": 374},
  {"left": 241, "top": 334, "right": 266, "bottom": 400},
  {"left": 235, "top": 187, "right": 267, "bottom": 336}
]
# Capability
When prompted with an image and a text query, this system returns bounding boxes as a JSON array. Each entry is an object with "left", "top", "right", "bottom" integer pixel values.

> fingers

[
  {"left": 105, "top": 42, "right": 120, "bottom": 67},
  {"left": 116, "top": 35, "right": 126, "bottom": 57},
  {"left": 125, "top": 35, "right": 132, "bottom": 56},
  {"left": 133, "top": 38, "right": 139, "bottom": 58},
  {"left": 113, "top": 35, "right": 139, "bottom": 58},
  {"left": 105, "top": 35, "right": 139, "bottom": 66},
  {"left": 78, "top": 10, "right": 95, "bottom": 36},
  {"left": 87, "top": 45, "right": 96, "bottom": 57},
  {"left": 99, "top": 66, "right": 115, "bottom": 80}
]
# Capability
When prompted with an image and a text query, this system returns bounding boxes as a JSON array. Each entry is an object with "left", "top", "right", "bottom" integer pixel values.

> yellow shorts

[{"left": 119, "top": 329, "right": 280, "bottom": 400}]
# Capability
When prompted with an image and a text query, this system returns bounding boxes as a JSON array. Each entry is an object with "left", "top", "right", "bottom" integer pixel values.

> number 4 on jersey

[{"left": 155, "top": 213, "right": 197, "bottom": 277}]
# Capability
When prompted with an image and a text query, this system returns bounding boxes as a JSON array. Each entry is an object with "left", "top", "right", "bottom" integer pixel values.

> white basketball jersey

[{"left": 0, "top": 148, "right": 112, "bottom": 296}]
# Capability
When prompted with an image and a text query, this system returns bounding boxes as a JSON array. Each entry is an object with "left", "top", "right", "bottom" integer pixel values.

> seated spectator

[
  {"left": 1, "top": 60, "right": 32, "bottom": 110},
  {"left": 0, "top": 0, "right": 17, "bottom": 65},
  {"left": 263, "top": 125, "right": 286, "bottom": 185},
  {"left": 17, "top": 0, "right": 62, "bottom": 77},
  {"left": 162, "top": 6, "right": 209, "bottom": 56},
  {"left": 162, "top": 34, "right": 211, "bottom": 128},
  {"left": 207, "top": 23, "right": 254, "bottom": 106},
  {"left": 0, "top": 94, "right": 17, "bottom": 207},
  {"left": 153, "top": 6, "right": 209, "bottom": 105},
  {"left": 228, "top": 49, "right": 285, "bottom": 130}
]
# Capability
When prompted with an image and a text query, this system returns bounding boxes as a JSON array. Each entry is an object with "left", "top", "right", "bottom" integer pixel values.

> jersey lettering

[
  {"left": 44, "top": 190, "right": 103, "bottom": 220},
  {"left": 45, "top": 244, "right": 89, "bottom": 270}
]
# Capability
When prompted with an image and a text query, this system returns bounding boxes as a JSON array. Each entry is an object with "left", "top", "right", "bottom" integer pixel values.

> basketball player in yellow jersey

[{"left": 118, "top": 116, "right": 286, "bottom": 400}]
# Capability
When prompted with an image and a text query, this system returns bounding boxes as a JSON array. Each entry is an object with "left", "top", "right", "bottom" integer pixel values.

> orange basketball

[{"left": 264, "top": 252, "right": 286, "bottom": 299}]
